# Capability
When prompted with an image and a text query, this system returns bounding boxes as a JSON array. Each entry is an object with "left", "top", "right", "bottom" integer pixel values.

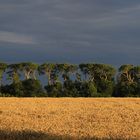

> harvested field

[{"left": 0, "top": 98, "right": 139, "bottom": 140}]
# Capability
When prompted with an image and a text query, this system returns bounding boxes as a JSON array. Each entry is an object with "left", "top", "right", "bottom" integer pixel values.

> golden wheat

[{"left": 0, "top": 98, "right": 139, "bottom": 140}]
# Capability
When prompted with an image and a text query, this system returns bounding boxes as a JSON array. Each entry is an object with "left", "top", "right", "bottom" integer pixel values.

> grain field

[{"left": 0, "top": 98, "right": 139, "bottom": 140}]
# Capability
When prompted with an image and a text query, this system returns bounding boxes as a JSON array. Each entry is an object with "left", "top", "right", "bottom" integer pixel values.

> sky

[{"left": 0, "top": 0, "right": 140, "bottom": 66}]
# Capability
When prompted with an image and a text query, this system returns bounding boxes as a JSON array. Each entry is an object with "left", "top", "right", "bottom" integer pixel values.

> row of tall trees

[{"left": 0, "top": 62, "right": 139, "bottom": 97}]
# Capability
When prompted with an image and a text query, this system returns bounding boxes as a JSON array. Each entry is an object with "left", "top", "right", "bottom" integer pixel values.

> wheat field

[{"left": 0, "top": 98, "right": 139, "bottom": 140}]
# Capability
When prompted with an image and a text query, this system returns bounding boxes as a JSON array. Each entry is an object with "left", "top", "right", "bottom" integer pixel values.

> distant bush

[{"left": 0, "top": 93, "right": 14, "bottom": 97}]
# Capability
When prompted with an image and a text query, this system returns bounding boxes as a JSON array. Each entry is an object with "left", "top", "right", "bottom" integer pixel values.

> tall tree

[
  {"left": 57, "top": 63, "right": 77, "bottom": 82},
  {"left": 20, "top": 62, "right": 38, "bottom": 80},
  {"left": 0, "top": 62, "right": 7, "bottom": 87},
  {"left": 82, "top": 63, "right": 116, "bottom": 96},
  {"left": 38, "top": 63, "right": 56, "bottom": 85},
  {"left": 7, "top": 63, "right": 21, "bottom": 84},
  {"left": 118, "top": 64, "right": 134, "bottom": 83},
  {"left": 133, "top": 66, "right": 140, "bottom": 83},
  {"left": 79, "top": 64, "right": 89, "bottom": 81}
]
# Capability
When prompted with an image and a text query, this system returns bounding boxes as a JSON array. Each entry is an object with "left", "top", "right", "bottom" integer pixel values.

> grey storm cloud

[
  {"left": 0, "top": 0, "right": 140, "bottom": 66},
  {"left": 0, "top": 31, "right": 36, "bottom": 44}
]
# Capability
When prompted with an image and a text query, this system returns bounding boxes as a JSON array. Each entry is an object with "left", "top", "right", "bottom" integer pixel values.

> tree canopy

[{"left": 0, "top": 62, "right": 139, "bottom": 97}]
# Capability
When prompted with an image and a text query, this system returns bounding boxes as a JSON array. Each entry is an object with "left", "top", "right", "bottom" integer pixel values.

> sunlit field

[{"left": 0, "top": 98, "right": 139, "bottom": 140}]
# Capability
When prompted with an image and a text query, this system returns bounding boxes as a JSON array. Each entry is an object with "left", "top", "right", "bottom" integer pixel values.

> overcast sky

[{"left": 0, "top": 0, "right": 140, "bottom": 66}]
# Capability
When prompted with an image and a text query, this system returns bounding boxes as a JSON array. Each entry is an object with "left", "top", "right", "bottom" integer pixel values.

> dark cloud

[{"left": 0, "top": 0, "right": 140, "bottom": 66}]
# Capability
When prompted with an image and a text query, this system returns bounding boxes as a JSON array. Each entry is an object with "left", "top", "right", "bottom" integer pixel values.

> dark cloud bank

[{"left": 0, "top": 0, "right": 140, "bottom": 66}]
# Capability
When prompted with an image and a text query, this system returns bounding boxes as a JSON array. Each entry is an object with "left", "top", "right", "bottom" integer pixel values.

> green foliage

[
  {"left": 45, "top": 82, "right": 62, "bottom": 97},
  {"left": 0, "top": 62, "right": 7, "bottom": 80},
  {"left": 1, "top": 80, "right": 45, "bottom": 97},
  {"left": 0, "top": 92, "right": 14, "bottom": 97},
  {"left": 117, "top": 82, "right": 138, "bottom": 97},
  {"left": 7, "top": 63, "right": 21, "bottom": 84},
  {"left": 96, "top": 80, "right": 115, "bottom": 97},
  {"left": 22, "top": 79, "right": 44, "bottom": 97},
  {"left": 38, "top": 63, "right": 56, "bottom": 85},
  {"left": 117, "top": 64, "right": 140, "bottom": 97},
  {"left": 62, "top": 80, "right": 78, "bottom": 97},
  {"left": 1, "top": 82, "right": 23, "bottom": 97},
  {"left": 80, "top": 82, "right": 98, "bottom": 97},
  {"left": 0, "top": 61, "right": 139, "bottom": 97},
  {"left": 20, "top": 62, "right": 38, "bottom": 80}
]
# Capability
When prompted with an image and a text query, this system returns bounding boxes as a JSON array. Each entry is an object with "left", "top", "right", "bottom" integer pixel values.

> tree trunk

[
  {"left": 24, "top": 71, "right": 30, "bottom": 80},
  {"left": 46, "top": 72, "right": 51, "bottom": 85},
  {"left": 32, "top": 71, "right": 37, "bottom": 80}
]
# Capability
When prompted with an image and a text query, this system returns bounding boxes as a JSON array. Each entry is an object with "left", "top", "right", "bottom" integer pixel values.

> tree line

[{"left": 0, "top": 62, "right": 139, "bottom": 97}]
